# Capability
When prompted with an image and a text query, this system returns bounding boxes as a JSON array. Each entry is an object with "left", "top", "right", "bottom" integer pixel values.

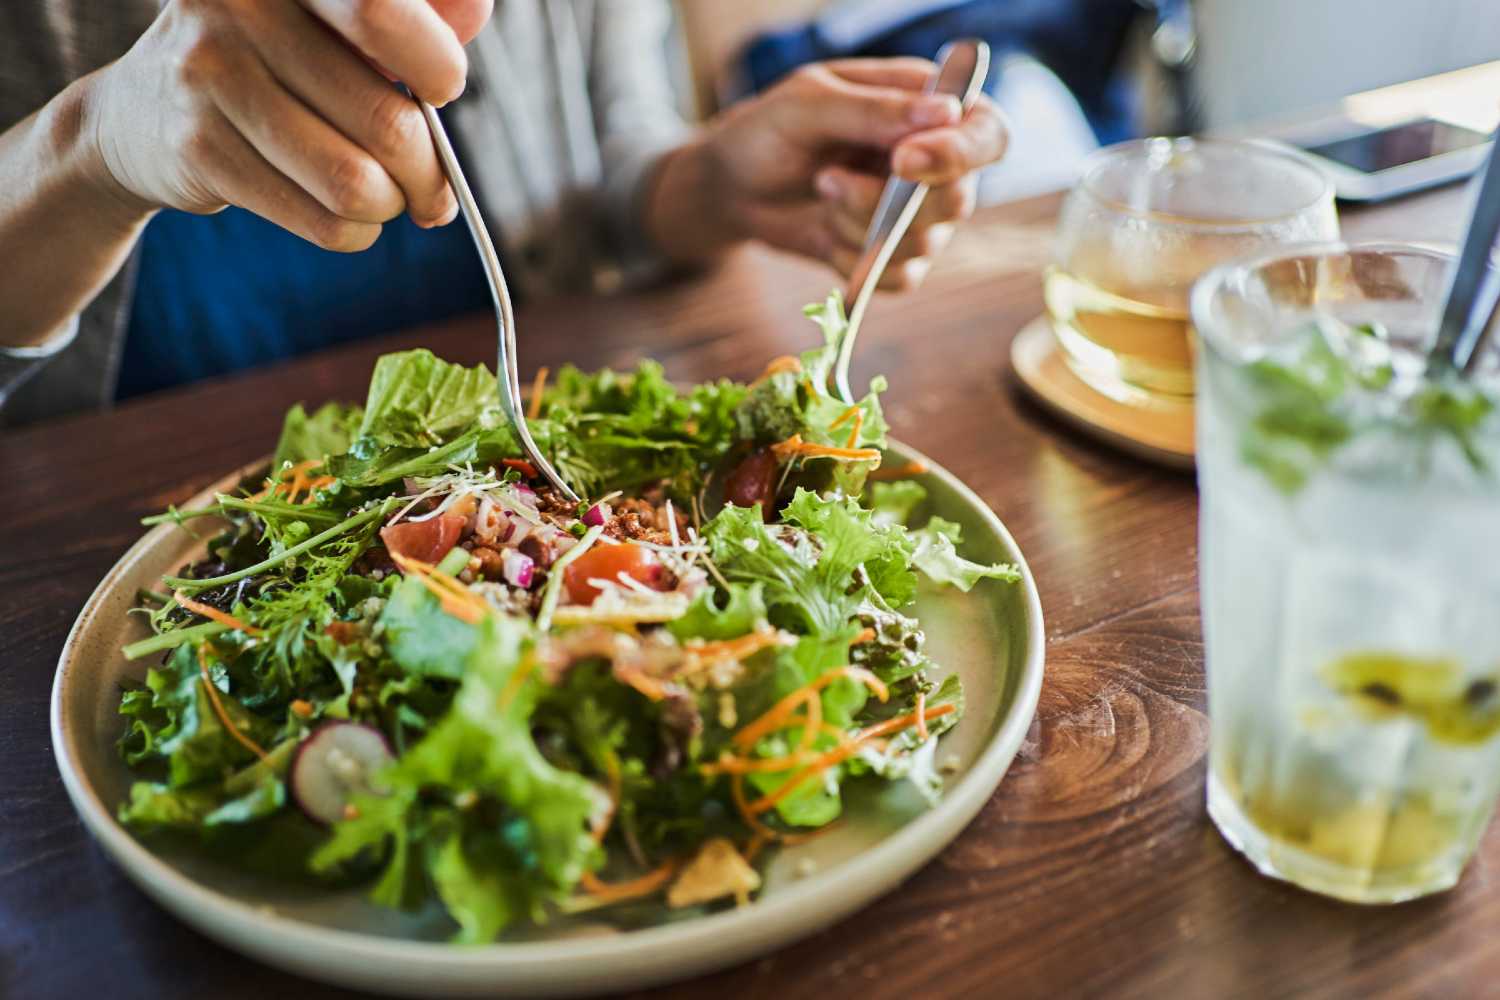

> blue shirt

[{"left": 118, "top": 203, "right": 490, "bottom": 399}]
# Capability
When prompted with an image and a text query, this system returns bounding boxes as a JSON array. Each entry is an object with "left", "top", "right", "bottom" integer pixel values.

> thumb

[
  {"left": 774, "top": 66, "right": 960, "bottom": 148},
  {"left": 428, "top": 0, "right": 493, "bottom": 45}
]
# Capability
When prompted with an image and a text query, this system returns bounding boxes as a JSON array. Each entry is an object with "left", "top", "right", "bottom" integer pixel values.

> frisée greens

[{"left": 116, "top": 293, "right": 1017, "bottom": 940}]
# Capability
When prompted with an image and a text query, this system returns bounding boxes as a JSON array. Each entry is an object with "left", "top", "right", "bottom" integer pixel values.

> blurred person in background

[{"left": 0, "top": 0, "right": 1008, "bottom": 424}]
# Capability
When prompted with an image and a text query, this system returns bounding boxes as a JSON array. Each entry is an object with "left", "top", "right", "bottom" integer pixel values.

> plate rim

[{"left": 50, "top": 441, "right": 1045, "bottom": 996}]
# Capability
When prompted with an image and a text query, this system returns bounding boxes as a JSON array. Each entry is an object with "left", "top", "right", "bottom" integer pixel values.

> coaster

[{"left": 1010, "top": 315, "right": 1196, "bottom": 470}]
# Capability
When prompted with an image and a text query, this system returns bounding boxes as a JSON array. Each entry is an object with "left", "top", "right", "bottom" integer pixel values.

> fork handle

[{"left": 833, "top": 40, "right": 991, "bottom": 404}]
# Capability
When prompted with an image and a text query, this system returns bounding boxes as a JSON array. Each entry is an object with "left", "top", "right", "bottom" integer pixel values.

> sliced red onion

[
  {"left": 582, "top": 502, "right": 611, "bottom": 527},
  {"left": 502, "top": 548, "right": 535, "bottom": 588},
  {"left": 513, "top": 482, "right": 537, "bottom": 502},
  {"left": 290, "top": 722, "right": 394, "bottom": 826}
]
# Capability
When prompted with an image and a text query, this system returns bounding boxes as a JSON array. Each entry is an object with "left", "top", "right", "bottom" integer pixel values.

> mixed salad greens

[{"left": 116, "top": 294, "right": 1018, "bottom": 941}]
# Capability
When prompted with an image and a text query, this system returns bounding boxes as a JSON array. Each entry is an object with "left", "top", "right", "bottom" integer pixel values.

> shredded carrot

[
  {"left": 389, "top": 552, "right": 488, "bottom": 625},
  {"left": 745, "top": 703, "right": 956, "bottom": 815},
  {"left": 797, "top": 689, "right": 823, "bottom": 754},
  {"left": 749, "top": 355, "right": 803, "bottom": 388},
  {"left": 731, "top": 688, "right": 819, "bottom": 752},
  {"left": 770, "top": 433, "right": 881, "bottom": 464},
  {"left": 701, "top": 753, "right": 822, "bottom": 776},
  {"left": 732, "top": 666, "right": 888, "bottom": 750},
  {"left": 915, "top": 689, "right": 929, "bottom": 741},
  {"left": 743, "top": 834, "right": 768, "bottom": 863},
  {"left": 828, "top": 405, "right": 861, "bottom": 430},
  {"left": 173, "top": 589, "right": 263, "bottom": 636},
  {"left": 299, "top": 475, "right": 336, "bottom": 501},
  {"left": 844, "top": 411, "right": 864, "bottom": 450},
  {"left": 869, "top": 460, "right": 928, "bottom": 481},
  {"left": 732, "top": 774, "right": 786, "bottom": 843},
  {"left": 290, "top": 699, "right": 314, "bottom": 719},
  {"left": 527, "top": 367, "right": 550, "bottom": 420},
  {"left": 681, "top": 628, "right": 793, "bottom": 672},
  {"left": 498, "top": 654, "right": 537, "bottom": 711},
  {"left": 851, "top": 627, "right": 876, "bottom": 645},
  {"left": 614, "top": 665, "right": 667, "bottom": 702},
  {"left": 728, "top": 774, "right": 839, "bottom": 845},
  {"left": 197, "top": 645, "right": 269, "bottom": 762},
  {"left": 577, "top": 860, "right": 679, "bottom": 905},
  {"left": 501, "top": 458, "right": 538, "bottom": 478}
]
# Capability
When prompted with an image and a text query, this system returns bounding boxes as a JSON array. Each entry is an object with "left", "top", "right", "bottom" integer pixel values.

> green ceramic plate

[{"left": 51, "top": 440, "right": 1044, "bottom": 997}]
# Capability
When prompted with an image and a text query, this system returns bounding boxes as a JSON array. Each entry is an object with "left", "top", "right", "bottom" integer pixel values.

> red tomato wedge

[
  {"left": 380, "top": 514, "right": 466, "bottom": 565},
  {"left": 564, "top": 543, "right": 668, "bottom": 605}
]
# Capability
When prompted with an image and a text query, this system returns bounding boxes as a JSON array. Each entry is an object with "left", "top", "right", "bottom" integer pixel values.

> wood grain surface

[{"left": 1, "top": 181, "right": 1488, "bottom": 1000}]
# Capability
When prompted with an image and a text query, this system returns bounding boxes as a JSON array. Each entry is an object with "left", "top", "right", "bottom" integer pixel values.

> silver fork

[
  {"left": 832, "top": 40, "right": 991, "bottom": 404},
  {"left": 418, "top": 101, "right": 582, "bottom": 503}
]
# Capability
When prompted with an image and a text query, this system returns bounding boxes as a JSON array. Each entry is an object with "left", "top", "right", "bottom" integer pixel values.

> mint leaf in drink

[{"left": 1413, "top": 381, "right": 1496, "bottom": 471}]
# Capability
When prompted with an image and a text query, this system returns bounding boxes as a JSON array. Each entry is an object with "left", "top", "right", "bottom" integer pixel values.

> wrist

[
  {"left": 50, "top": 69, "right": 157, "bottom": 232},
  {"left": 644, "top": 135, "right": 747, "bottom": 264}
]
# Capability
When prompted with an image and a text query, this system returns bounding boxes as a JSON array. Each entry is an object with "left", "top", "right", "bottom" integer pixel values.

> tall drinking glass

[
  {"left": 1048, "top": 137, "right": 1338, "bottom": 402},
  {"left": 1192, "top": 242, "right": 1500, "bottom": 903}
]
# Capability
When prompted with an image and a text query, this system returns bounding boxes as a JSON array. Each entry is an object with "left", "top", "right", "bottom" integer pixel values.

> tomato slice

[
  {"left": 379, "top": 514, "right": 466, "bottom": 565},
  {"left": 564, "top": 542, "right": 667, "bottom": 605}
]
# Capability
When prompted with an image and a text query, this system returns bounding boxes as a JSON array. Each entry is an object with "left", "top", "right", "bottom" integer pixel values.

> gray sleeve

[
  {"left": 586, "top": 0, "right": 695, "bottom": 279},
  {"left": 0, "top": 321, "right": 81, "bottom": 408}
]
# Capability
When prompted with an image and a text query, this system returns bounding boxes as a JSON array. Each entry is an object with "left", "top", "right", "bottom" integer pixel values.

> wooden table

[{"left": 2, "top": 167, "right": 1493, "bottom": 997}]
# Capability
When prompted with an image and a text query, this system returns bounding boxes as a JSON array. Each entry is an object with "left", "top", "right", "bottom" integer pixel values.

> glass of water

[
  {"left": 1047, "top": 137, "right": 1338, "bottom": 402},
  {"left": 1192, "top": 242, "right": 1500, "bottom": 903}
]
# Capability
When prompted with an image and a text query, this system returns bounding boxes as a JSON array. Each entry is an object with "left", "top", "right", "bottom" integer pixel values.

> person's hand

[
  {"left": 84, "top": 0, "right": 493, "bottom": 252},
  {"left": 686, "top": 58, "right": 1008, "bottom": 290}
]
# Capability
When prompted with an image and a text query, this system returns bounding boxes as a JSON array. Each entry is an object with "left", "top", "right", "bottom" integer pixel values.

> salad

[{"left": 116, "top": 294, "right": 1017, "bottom": 942}]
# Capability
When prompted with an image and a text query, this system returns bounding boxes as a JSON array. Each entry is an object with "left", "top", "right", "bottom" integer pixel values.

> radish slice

[{"left": 290, "top": 722, "right": 395, "bottom": 825}]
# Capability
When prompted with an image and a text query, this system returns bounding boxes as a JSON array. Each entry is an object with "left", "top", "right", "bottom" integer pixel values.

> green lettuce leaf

[
  {"left": 666, "top": 583, "right": 769, "bottom": 642},
  {"left": 868, "top": 480, "right": 927, "bottom": 527},
  {"left": 118, "top": 645, "right": 278, "bottom": 788},
  {"left": 272, "top": 401, "right": 363, "bottom": 471},
  {"left": 378, "top": 558, "right": 479, "bottom": 681},
  {"left": 908, "top": 516, "right": 1020, "bottom": 591},
  {"left": 734, "top": 293, "right": 889, "bottom": 495},
  {"left": 357, "top": 350, "right": 501, "bottom": 448},
  {"left": 531, "top": 361, "right": 746, "bottom": 498},
  {"left": 782, "top": 488, "right": 917, "bottom": 609},
  {"left": 313, "top": 616, "right": 600, "bottom": 940}
]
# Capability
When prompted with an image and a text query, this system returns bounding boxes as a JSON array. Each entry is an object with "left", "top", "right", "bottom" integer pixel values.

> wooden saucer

[{"left": 1010, "top": 315, "right": 1196, "bottom": 470}]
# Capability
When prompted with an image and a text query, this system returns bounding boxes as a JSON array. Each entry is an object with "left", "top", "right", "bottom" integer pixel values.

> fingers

[
  {"left": 773, "top": 63, "right": 960, "bottom": 148},
  {"left": 816, "top": 164, "right": 974, "bottom": 261},
  {"left": 197, "top": 117, "right": 382, "bottom": 252},
  {"left": 252, "top": 4, "right": 455, "bottom": 226},
  {"left": 892, "top": 95, "right": 1009, "bottom": 185},
  {"left": 211, "top": 46, "right": 406, "bottom": 225},
  {"left": 830, "top": 244, "right": 934, "bottom": 292},
  {"left": 817, "top": 57, "right": 937, "bottom": 91},
  {"left": 813, "top": 164, "right": 971, "bottom": 290},
  {"left": 426, "top": 0, "right": 493, "bottom": 44},
  {"left": 297, "top": 0, "right": 470, "bottom": 105}
]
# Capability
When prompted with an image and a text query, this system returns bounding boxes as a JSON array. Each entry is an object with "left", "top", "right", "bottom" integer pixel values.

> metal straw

[{"left": 1431, "top": 137, "right": 1500, "bottom": 375}]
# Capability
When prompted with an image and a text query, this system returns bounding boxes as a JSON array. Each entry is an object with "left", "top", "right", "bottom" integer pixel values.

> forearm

[
  {"left": 0, "top": 70, "right": 154, "bottom": 350},
  {"left": 640, "top": 137, "right": 745, "bottom": 266}
]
